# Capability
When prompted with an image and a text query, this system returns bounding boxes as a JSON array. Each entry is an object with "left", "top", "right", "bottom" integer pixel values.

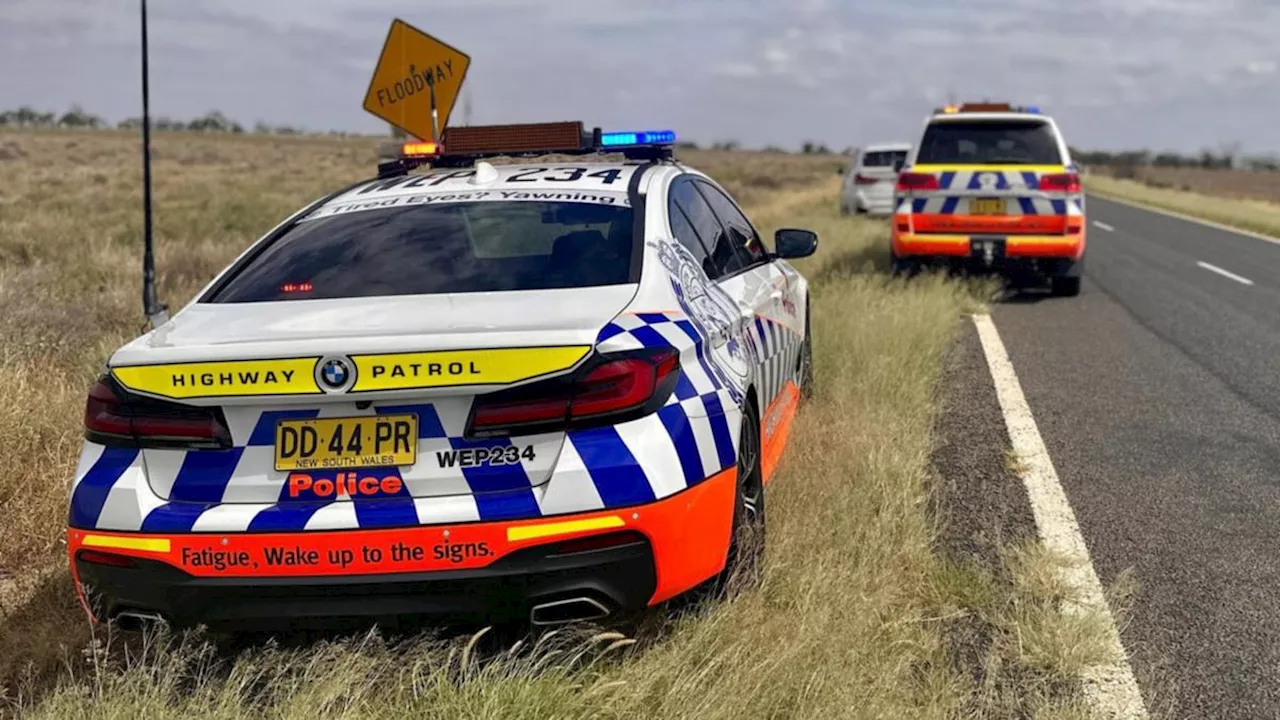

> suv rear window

[
  {"left": 206, "top": 200, "right": 635, "bottom": 303},
  {"left": 916, "top": 120, "right": 1061, "bottom": 165},
  {"left": 861, "top": 150, "right": 908, "bottom": 168}
]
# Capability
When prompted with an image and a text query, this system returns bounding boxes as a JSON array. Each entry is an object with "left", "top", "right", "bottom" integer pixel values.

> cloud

[{"left": 0, "top": 0, "right": 1276, "bottom": 152}]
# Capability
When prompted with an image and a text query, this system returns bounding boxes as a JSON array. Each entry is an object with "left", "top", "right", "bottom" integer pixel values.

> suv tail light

[
  {"left": 853, "top": 173, "right": 878, "bottom": 185},
  {"left": 1039, "top": 173, "right": 1081, "bottom": 193},
  {"left": 895, "top": 172, "right": 939, "bottom": 192},
  {"left": 84, "top": 376, "right": 232, "bottom": 449},
  {"left": 468, "top": 348, "right": 681, "bottom": 437}
]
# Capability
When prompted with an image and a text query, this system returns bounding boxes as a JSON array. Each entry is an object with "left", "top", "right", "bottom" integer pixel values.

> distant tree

[
  {"left": 675, "top": 140, "right": 700, "bottom": 151},
  {"left": 57, "top": 104, "right": 104, "bottom": 128},
  {"left": 710, "top": 140, "right": 740, "bottom": 151},
  {"left": 117, "top": 117, "right": 143, "bottom": 130},
  {"left": 253, "top": 120, "right": 273, "bottom": 134},
  {"left": 187, "top": 110, "right": 238, "bottom": 132}
]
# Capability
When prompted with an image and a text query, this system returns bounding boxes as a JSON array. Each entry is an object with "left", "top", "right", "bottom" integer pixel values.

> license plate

[
  {"left": 274, "top": 414, "right": 417, "bottom": 471},
  {"left": 970, "top": 197, "right": 1007, "bottom": 215}
]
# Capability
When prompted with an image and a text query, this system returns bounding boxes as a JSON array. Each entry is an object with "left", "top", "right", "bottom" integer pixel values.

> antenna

[{"left": 139, "top": 0, "right": 168, "bottom": 328}]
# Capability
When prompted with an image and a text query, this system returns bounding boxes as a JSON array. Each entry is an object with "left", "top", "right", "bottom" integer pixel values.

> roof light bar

[{"left": 379, "top": 121, "right": 678, "bottom": 175}]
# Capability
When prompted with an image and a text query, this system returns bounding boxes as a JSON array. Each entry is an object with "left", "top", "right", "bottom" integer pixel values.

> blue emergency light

[
  {"left": 1025, "top": 105, "right": 1041, "bottom": 114},
  {"left": 599, "top": 130, "right": 677, "bottom": 148}
]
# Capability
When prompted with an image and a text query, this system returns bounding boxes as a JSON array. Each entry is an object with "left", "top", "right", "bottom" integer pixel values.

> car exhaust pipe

[
  {"left": 529, "top": 597, "right": 611, "bottom": 626},
  {"left": 114, "top": 609, "right": 169, "bottom": 632}
]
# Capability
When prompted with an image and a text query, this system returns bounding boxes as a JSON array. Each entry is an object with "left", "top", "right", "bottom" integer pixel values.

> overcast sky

[{"left": 3, "top": 0, "right": 1278, "bottom": 153}]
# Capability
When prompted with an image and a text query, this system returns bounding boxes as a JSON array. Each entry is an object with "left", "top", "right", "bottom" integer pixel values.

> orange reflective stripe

[{"left": 761, "top": 381, "right": 800, "bottom": 484}]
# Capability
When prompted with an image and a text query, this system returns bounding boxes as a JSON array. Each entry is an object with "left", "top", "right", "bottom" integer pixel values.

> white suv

[{"left": 840, "top": 142, "right": 911, "bottom": 217}]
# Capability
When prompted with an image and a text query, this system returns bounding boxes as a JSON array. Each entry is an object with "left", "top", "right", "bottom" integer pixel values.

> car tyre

[
  {"left": 799, "top": 307, "right": 814, "bottom": 402},
  {"left": 708, "top": 400, "right": 767, "bottom": 598},
  {"left": 1051, "top": 276, "right": 1081, "bottom": 297},
  {"left": 890, "top": 249, "right": 918, "bottom": 277}
]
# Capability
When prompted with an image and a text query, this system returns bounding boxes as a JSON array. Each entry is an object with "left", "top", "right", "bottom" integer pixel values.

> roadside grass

[
  {"left": 4, "top": 129, "right": 1117, "bottom": 718},
  {"left": 1086, "top": 173, "right": 1280, "bottom": 239}
]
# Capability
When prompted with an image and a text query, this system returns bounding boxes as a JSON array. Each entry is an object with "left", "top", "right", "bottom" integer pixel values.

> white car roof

[
  {"left": 927, "top": 112, "right": 1051, "bottom": 123},
  {"left": 863, "top": 142, "right": 912, "bottom": 152}
]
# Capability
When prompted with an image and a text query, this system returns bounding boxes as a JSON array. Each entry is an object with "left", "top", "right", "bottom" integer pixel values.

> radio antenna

[{"left": 140, "top": 0, "right": 168, "bottom": 328}]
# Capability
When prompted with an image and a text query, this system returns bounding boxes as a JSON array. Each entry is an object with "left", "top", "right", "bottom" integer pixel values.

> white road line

[
  {"left": 1092, "top": 220, "right": 1116, "bottom": 232},
  {"left": 1196, "top": 261, "right": 1254, "bottom": 286},
  {"left": 972, "top": 314, "right": 1149, "bottom": 719},
  {"left": 1090, "top": 192, "right": 1280, "bottom": 246}
]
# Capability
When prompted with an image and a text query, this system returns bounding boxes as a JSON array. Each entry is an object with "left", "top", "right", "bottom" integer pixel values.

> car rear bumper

[
  {"left": 892, "top": 232, "right": 1085, "bottom": 260},
  {"left": 69, "top": 466, "right": 737, "bottom": 629}
]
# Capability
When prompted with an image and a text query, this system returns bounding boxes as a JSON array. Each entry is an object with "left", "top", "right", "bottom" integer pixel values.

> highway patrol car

[
  {"left": 891, "top": 103, "right": 1085, "bottom": 296},
  {"left": 68, "top": 122, "right": 819, "bottom": 629}
]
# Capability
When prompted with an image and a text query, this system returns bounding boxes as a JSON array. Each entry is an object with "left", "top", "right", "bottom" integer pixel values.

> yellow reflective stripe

[
  {"left": 910, "top": 164, "right": 1066, "bottom": 173},
  {"left": 507, "top": 515, "right": 626, "bottom": 543},
  {"left": 351, "top": 346, "right": 591, "bottom": 392},
  {"left": 112, "top": 358, "right": 321, "bottom": 399},
  {"left": 82, "top": 535, "right": 171, "bottom": 553}
]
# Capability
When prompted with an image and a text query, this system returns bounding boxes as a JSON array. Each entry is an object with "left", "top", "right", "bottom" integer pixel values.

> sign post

[{"left": 363, "top": 19, "right": 470, "bottom": 143}]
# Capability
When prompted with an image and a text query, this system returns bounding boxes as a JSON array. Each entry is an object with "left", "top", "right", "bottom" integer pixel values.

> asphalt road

[{"left": 989, "top": 195, "right": 1280, "bottom": 718}]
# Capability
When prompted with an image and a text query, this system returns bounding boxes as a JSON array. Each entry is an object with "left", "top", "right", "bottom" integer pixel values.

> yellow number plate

[
  {"left": 274, "top": 414, "right": 417, "bottom": 472},
  {"left": 970, "top": 197, "right": 1007, "bottom": 215}
]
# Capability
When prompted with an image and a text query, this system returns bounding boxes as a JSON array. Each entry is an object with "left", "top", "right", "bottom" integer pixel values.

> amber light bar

[{"left": 440, "top": 121, "right": 588, "bottom": 155}]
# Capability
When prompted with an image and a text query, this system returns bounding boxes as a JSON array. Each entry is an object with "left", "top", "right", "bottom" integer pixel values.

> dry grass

[
  {"left": 2, "top": 129, "right": 1110, "bottom": 718},
  {"left": 1086, "top": 173, "right": 1280, "bottom": 238}
]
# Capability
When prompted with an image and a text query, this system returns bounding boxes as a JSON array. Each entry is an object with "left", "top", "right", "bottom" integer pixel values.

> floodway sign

[{"left": 363, "top": 19, "right": 471, "bottom": 141}]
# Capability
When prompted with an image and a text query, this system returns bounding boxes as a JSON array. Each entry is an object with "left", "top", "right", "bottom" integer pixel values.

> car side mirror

[{"left": 774, "top": 228, "right": 819, "bottom": 259}]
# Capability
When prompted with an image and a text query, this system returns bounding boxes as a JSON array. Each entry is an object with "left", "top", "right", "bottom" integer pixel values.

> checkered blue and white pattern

[
  {"left": 750, "top": 313, "right": 804, "bottom": 410},
  {"left": 70, "top": 309, "right": 744, "bottom": 535},
  {"left": 900, "top": 195, "right": 1085, "bottom": 216},
  {"left": 896, "top": 168, "right": 1085, "bottom": 217}
]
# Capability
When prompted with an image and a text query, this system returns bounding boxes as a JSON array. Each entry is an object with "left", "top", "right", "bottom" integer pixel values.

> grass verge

[
  {"left": 1086, "top": 173, "right": 1280, "bottom": 239},
  {"left": 4, "top": 130, "right": 1118, "bottom": 718}
]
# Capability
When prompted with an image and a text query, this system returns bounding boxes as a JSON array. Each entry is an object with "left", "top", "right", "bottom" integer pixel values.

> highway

[{"left": 987, "top": 195, "right": 1280, "bottom": 718}]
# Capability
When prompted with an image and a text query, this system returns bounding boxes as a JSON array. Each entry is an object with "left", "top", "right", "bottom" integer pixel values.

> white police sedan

[{"left": 68, "top": 122, "right": 819, "bottom": 630}]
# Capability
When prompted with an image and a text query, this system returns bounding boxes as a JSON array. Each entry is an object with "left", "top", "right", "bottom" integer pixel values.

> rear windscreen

[
  {"left": 205, "top": 199, "right": 635, "bottom": 303},
  {"left": 861, "top": 150, "right": 909, "bottom": 168},
  {"left": 916, "top": 120, "right": 1061, "bottom": 165}
]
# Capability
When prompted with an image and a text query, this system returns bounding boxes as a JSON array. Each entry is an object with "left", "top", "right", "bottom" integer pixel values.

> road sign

[{"left": 363, "top": 19, "right": 471, "bottom": 141}]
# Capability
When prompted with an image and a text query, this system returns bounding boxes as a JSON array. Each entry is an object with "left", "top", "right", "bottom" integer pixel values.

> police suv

[
  {"left": 69, "top": 122, "right": 818, "bottom": 629},
  {"left": 891, "top": 103, "right": 1086, "bottom": 296}
]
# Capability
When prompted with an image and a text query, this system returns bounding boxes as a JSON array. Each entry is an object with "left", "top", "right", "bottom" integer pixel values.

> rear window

[
  {"left": 206, "top": 199, "right": 635, "bottom": 303},
  {"left": 916, "top": 120, "right": 1062, "bottom": 165},
  {"left": 860, "top": 150, "right": 909, "bottom": 168}
]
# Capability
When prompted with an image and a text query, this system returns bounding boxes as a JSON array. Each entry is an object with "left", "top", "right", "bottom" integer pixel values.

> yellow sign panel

[
  {"left": 362, "top": 18, "right": 471, "bottom": 142},
  {"left": 351, "top": 347, "right": 591, "bottom": 392},
  {"left": 111, "top": 358, "right": 322, "bottom": 399}
]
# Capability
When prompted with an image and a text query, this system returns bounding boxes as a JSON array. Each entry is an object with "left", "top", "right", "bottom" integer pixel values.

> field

[
  {"left": 1, "top": 130, "right": 1111, "bottom": 718},
  {"left": 1086, "top": 169, "right": 1280, "bottom": 238}
]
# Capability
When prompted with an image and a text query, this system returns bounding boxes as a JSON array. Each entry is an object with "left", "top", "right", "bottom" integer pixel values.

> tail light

[
  {"left": 77, "top": 549, "right": 138, "bottom": 568},
  {"left": 853, "top": 174, "right": 878, "bottom": 185},
  {"left": 1039, "top": 173, "right": 1081, "bottom": 193},
  {"left": 895, "top": 172, "right": 939, "bottom": 192},
  {"left": 468, "top": 348, "right": 681, "bottom": 437},
  {"left": 84, "top": 376, "right": 232, "bottom": 449}
]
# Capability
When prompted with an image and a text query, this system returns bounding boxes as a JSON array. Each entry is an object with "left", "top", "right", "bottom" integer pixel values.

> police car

[
  {"left": 68, "top": 121, "right": 819, "bottom": 629},
  {"left": 891, "top": 103, "right": 1085, "bottom": 296}
]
